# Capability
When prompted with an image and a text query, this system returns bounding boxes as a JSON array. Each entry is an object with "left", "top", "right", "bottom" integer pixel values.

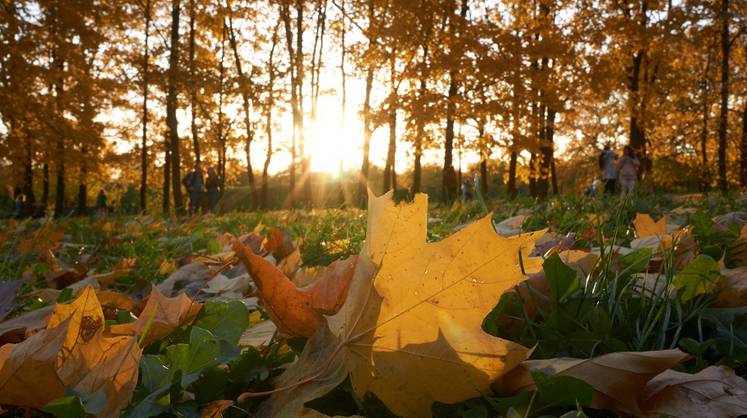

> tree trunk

[
  {"left": 295, "top": 1, "right": 310, "bottom": 206},
  {"left": 167, "top": 0, "right": 184, "bottom": 214},
  {"left": 163, "top": 134, "right": 171, "bottom": 213},
  {"left": 740, "top": 91, "right": 747, "bottom": 186},
  {"left": 546, "top": 108, "right": 557, "bottom": 195},
  {"left": 383, "top": 52, "right": 397, "bottom": 194},
  {"left": 717, "top": 0, "right": 729, "bottom": 192},
  {"left": 478, "top": 122, "right": 488, "bottom": 195},
  {"left": 227, "top": 12, "right": 257, "bottom": 208},
  {"left": 263, "top": 22, "right": 279, "bottom": 209},
  {"left": 413, "top": 43, "right": 429, "bottom": 195},
  {"left": 189, "top": 0, "right": 200, "bottom": 167},
  {"left": 52, "top": 10, "right": 65, "bottom": 218},
  {"left": 700, "top": 90, "right": 711, "bottom": 191},
  {"left": 280, "top": 3, "right": 299, "bottom": 206},
  {"left": 217, "top": 22, "right": 226, "bottom": 194},
  {"left": 507, "top": 150, "right": 517, "bottom": 198},
  {"left": 42, "top": 162, "right": 49, "bottom": 208},
  {"left": 140, "top": 0, "right": 151, "bottom": 212},
  {"left": 358, "top": 65, "right": 374, "bottom": 205},
  {"left": 441, "top": 0, "right": 468, "bottom": 202}
]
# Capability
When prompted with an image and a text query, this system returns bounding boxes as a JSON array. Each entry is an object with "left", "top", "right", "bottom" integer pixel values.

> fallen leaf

[
  {"left": 202, "top": 400, "right": 234, "bottom": 418},
  {"left": 494, "top": 214, "right": 527, "bottom": 237},
  {"left": 492, "top": 349, "right": 690, "bottom": 415},
  {"left": 0, "top": 279, "right": 25, "bottom": 321},
  {"left": 641, "top": 366, "right": 747, "bottom": 418},
  {"left": 16, "top": 222, "right": 65, "bottom": 258},
  {"left": 255, "top": 191, "right": 542, "bottom": 418},
  {"left": 201, "top": 273, "right": 253, "bottom": 301},
  {"left": 239, "top": 320, "right": 277, "bottom": 348},
  {"left": 715, "top": 266, "right": 747, "bottom": 307},
  {"left": 234, "top": 241, "right": 356, "bottom": 337},
  {"left": 0, "top": 290, "right": 142, "bottom": 417},
  {"left": 634, "top": 213, "right": 667, "bottom": 237},
  {"left": 109, "top": 286, "right": 202, "bottom": 346},
  {"left": 0, "top": 306, "right": 53, "bottom": 344},
  {"left": 158, "top": 262, "right": 211, "bottom": 297}
]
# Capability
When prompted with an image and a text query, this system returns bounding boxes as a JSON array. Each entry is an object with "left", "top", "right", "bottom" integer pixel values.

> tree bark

[
  {"left": 263, "top": 22, "right": 279, "bottom": 209},
  {"left": 740, "top": 89, "right": 747, "bottom": 186},
  {"left": 189, "top": 0, "right": 200, "bottom": 167},
  {"left": 217, "top": 22, "right": 226, "bottom": 193},
  {"left": 507, "top": 150, "right": 517, "bottom": 198},
  {"left": 358, "top": 65, "right": 374, "bottom": 205},
  {"left": 383, "top": 52, "right": 397, "bottom": 194},
  {"left": 717, "top": 0, "right": 729, "bottom": 192},
  {"left": 280, "top": 3, "right": 299, "bottom": 206},
  {"left": 167, "top": 0, "right": 184, "bottom": 214},
  {"left": 227, "top": 11, "right": 258, "bottom": 208},
  {"left": 52, "top": 6, "right": 65, "bottom": 218},
  {"left": 140, "top": 0, "right": 151, "bottom": 212},
  {"left": 442, "top": 0, "right": 469, "bottom": 202}
]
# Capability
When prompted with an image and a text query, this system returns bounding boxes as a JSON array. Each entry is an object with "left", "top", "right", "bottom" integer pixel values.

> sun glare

[{"left": 306, "top": 96, "right": 362, "bottom": 176}]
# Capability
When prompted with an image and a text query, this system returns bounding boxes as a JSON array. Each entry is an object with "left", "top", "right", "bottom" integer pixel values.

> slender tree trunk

[
  {"left": 263, "top": 22, "right": 279, "bottom": 209},
  {"left": 227, "top": 12, "right": 258, "bottom": 208},
  {"left": 140, "top": 0, "right": 151, "bottom": 212},
  {"left": 217, "top": 22, "right": 226, "bottom": 194},
  {"left": 442, "top": 0, "right": 468, "bottom": 202},
  {"left": 189, "top": 0, "right": 200, "bottom": 167},
  {"left": 295, "top": 1, "right": 311, "bottom": 206},
  {"left": 167, "top": 0, "right": 184, "bottom": 213},
  {"left": 280, "top": 4, "right": 299, "bottom": 206},
  {"left": 507, "top": 150, "right": 518, "bottom": 198},
  {"left": 24, "top": 131, "right": 34, "bottom": 204},
  {"left": 717, "top": 0, "right": 730, "bottom": 192},
  {"left": 740, "top": 97, "right": 747, "bottom": 186},
  {"left": 413, "top": 43, "right": 429, "bottom": 195},
  {"left": 383, "top": 52, "right": 397, "bottom": 194},
  {"left": 478, "top": 122, "right": 488, "bottom": 195},
  {"left": 358, "top": 65, "right": 374, "bottom": 205},
  {"left": 546, "top": 108, "right": 557, "bottom": 194},
  {"left": 52, "top": 8, "right": 65, "bottom": 218},
  {"left": 700, "top": 89, "right": 711, "bottom": 191},
  {"left": 162, "top": 134, "right": 171, "bottom": 213},
  {"left": 42, "top": 161, "right": 49, "bottom": 208}
]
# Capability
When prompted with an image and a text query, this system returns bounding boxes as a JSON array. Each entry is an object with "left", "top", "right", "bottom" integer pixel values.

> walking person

[
  {"left": 183, "top": 163, "right": 204, "bottom": 216},
  {"left": 14, "top": 193, "right": 26, "bottom": 219},
  {"left": 205, "top": 167, "right": 220, "bottom": 213},
  {"left": 95, "top": 189, "right": 108, "bottom": 217},
  {"left": 618, "top": 145, "right": 640, "bottom": 196},
  {"left": 599, "top": 143, "right": 618, "bottom": 195}
]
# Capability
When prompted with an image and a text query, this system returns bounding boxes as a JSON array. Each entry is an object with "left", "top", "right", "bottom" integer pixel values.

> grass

[{"left": 2, "top": 191, "right": 747, "bottom": 417}]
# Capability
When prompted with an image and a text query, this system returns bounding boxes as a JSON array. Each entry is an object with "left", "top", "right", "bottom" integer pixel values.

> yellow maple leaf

[
  {"left": 633, "top": 213, "right": 668, "bottom": 237},
  {"left": 0, "top": 288, "right": 141, "bottom": 417},
  {"left": 255, "top": 191, "right": 542, "bottom": 418},
  {"left": 109, "top": 286, "right": 202, "bottom": 346}
]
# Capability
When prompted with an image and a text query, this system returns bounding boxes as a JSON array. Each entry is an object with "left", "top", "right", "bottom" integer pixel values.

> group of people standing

[
  {"left": 182, "top": 163, "right": 221, "bottom": 215},
  {"left": 596, "top": 143, "right": 641, "bottom": 196}
]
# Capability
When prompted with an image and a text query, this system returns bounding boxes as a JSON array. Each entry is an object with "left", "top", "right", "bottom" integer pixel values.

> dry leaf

[
  {"left": 239, "top": 319, "right": 277, "bottom": 348},
  {"left": 0, "top": 306, "right": 53, "bottom": 344},
  {"left": 715, "top": 267, "right": 747, "bottom": 307},
  {"left": 109, "top": 286, "right": 202, "bottom": 346},
  {"left": 0, "top": 279, "right": 25, "bottom": 321},
  {"left": 234, "top": 241, "right": 356, "bottom": 337},
  {"left": 492, "top": 349, "right": 690, "bottom": 415},
  {"left": 0, "top": 290, "right": 142, "bottom": 417},
  {"left": 158, "top": 262, "right": 211, "bottom": 297},
  {"left": 256, "top": 191, "right": 542, "bottom": 418},
  {"left": 202, "top": 400, "right": 234, "bottom": 418},
  {"left": 634, "top": 213, "right": 668, "bottom": 237},
  {"left": 641, "top": 366, "right": 747, "bottom": 418},
  {"left": 494, "top": 214, "right": 527, "bottom": 236},
  {"left": 201, "top": 273, "right": 253, "bottom": 300}
]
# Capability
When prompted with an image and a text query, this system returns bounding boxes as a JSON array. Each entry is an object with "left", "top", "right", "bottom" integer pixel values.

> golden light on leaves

[{"left": 255, "top": 190, "right": 543, "bottom": 418}]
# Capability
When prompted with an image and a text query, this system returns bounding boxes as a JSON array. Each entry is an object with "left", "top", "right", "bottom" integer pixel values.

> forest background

[{"left": 1, "top": 0, "right": 747, "bottom": 214}]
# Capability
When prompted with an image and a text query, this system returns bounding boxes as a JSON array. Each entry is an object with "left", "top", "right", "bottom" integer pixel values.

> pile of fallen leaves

[{"left": 2, "top": 192, "right": 747, "bottom": 417}]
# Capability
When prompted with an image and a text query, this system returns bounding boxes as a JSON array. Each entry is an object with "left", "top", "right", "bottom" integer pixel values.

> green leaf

[
  {"left": 193, "top": 300, "right": 249, "bottom": 344},
  {"left": 56, "top": 287, "right": 73, "bottom": 303},
  {"left": 64, "top": 389, "right": 106, "bottom": 415},
  {"left": 617, "top": 247, "right": 653, "bottom": 273},
  {"left": 531, "top": 372, "right": 593, "bottom": 413},
  {"left": 673, "top": 255, "right": 720, "bottom": 302},
  {"left": 543, "top": 254, "right": 579, "bottom": 303},
  {"left": 42, "top": 396, "right": 85, "bottom": 418},
  {"left": 192, "top": 366, "right": 230, "bottom": 404},
  {"left": 461, "top": 405, "right": 488, "bottom": 418}
]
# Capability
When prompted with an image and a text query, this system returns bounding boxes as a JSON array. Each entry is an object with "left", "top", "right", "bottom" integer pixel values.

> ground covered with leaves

[{"left": 2, "top": 192, "right": 747, "bottom": 418}]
